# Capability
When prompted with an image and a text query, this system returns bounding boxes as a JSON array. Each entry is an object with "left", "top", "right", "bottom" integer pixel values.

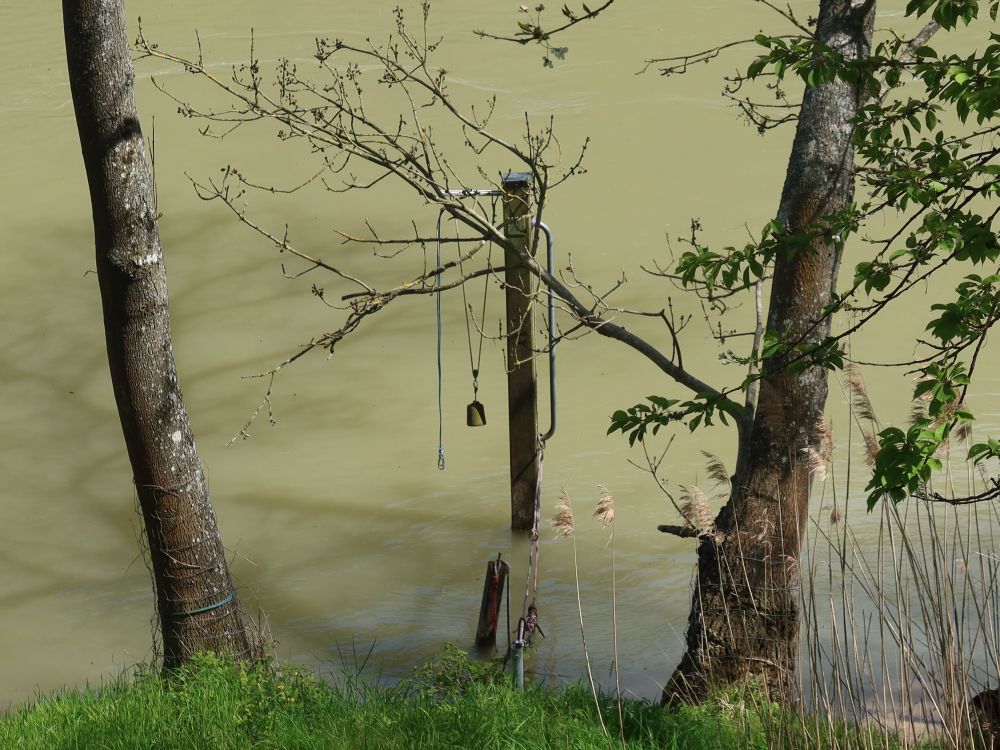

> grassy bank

[{"left": 0, "top": 650, "right": 937, "bottom": 749}]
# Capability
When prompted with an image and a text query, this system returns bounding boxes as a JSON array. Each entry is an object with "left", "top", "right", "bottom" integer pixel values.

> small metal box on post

[{"left": 502, "top": 172, "right": 539, "bottom": 532}]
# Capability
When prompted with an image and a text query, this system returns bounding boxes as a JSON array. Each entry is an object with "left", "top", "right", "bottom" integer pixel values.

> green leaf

[{"left": 747, "top": 58, "right": 768, "bottom": 78}]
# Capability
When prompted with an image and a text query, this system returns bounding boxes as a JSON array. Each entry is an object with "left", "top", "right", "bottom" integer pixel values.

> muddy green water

[{"left": 1, "top": 1, "right": 997, "bottom": 712}]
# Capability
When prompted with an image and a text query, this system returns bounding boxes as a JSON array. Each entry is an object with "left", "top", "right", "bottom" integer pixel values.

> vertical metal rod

[
  {"left": 511, "top": 639, "right": 525, "bottom": 690},
  {"left": 535, "top": 221, "right": 557, "bottom": 443}
]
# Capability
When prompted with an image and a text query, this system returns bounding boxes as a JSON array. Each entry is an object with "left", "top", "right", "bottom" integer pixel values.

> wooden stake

[
  {"left": 502, "top": 172, "right": 539, "bottom": 532},
  {"left": 475, "top": 557, "right": 508, "bottom": 649}
]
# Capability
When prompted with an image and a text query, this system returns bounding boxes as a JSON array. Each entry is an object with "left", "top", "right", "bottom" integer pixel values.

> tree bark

[
  {"left": 63, "top": 0, "right": 263, "bottom": 667},
  {"left": 665, "top": 0, "right": 875, "bottom": 703}
]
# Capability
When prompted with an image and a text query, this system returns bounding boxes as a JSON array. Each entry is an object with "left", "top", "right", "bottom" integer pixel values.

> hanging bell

[{"left": 466, "top": 400, "right": 487, "bottom": 427}]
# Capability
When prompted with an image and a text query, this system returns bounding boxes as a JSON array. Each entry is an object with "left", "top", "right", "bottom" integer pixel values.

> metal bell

[{"left": 466, "top": 400, "right": 487, "bottom": 427}]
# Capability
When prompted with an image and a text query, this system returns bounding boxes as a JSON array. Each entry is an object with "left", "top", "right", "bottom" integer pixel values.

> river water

[{"left": 1, "top": 0, "right": 997, "bottom": 714}]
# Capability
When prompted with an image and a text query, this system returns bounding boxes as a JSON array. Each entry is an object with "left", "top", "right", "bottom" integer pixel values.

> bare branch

[{"left": 917, "top": 479, "right": 1000, "bottom": 506}]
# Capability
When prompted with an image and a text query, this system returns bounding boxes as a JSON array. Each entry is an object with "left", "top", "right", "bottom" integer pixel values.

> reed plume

[
  {"left": 847, "top": 363, "right": 878, "bottom": 425},
  {"left": 552, "top": 491, "right": 576, "bottom": 538},
  {"left": 679, "top": 484, "right": 715, "bottom": 535},
  {"left": 702, "top": 451, "right": 730, "bottom": 491},
  {"left": 863, "top": 432, "right": 880, "bottom": 469},
  {"left": 802, "top": 446, "right": 829, "bottom": 482},
  {"left": 817, "top": 418, "right": 834, "bottom": 465},
  {"left": 594, "top": 485, "right": 615, "bottom": 529}
]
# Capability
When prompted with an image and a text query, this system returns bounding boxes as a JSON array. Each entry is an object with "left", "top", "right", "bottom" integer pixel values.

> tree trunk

[
  {"left": 63, "top": 0, "right": 263, "bottom": 668},
  {"left": 665, "top": 0, "right": 875, "bottom": 703}
]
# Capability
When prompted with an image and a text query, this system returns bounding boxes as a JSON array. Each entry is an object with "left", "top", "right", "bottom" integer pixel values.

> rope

[
  {"left": 457, "top": 208, "right": 493, "bottom": 401},
  {"left": 504, "top": 446, "right": 544, "bottom": 675},
  {"left": 520, "top": 443, "right": 545, "bottom": 644},
  {"left": 434, "top": 195, "right": 498, "bottom": 465},
  {"left": 487, "top": 563, "right": 502, "bottom": 632},
  {"left": 531, "top": 445, "right": 543, "bottom": 596},
  {"left": 505, "top": 555, "right": 512, "bottom": 657},
  {"left": 436, "top": 209, "right": 446, "bottom": 470}
]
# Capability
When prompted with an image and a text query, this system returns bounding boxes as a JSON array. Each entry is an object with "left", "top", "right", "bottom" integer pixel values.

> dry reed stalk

[
  {"left": 800, "top": 468, "right": 1000, "bottom": 747},
  {"left": 789, "top": 360, "right": 1000, "bottom": 748},
  {"left": 552, "top": 490, "right": 610, "bottom": 742},
  {"left": 845, "top": 364, "right": 882, "bottom": 471},
  {"left": 595, "top": 485, "right": 625, "bottom": 749}
]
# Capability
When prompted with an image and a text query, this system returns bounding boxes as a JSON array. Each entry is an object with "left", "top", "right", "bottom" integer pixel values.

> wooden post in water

[
  {"left": 502, "top": 172, "right": 539, "bottom": 532},
  {"left": 475, "top": 556, "right": 509, "bottom": 649}
]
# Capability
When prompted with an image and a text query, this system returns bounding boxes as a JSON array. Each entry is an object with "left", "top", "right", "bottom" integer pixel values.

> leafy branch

[{"left": 475, "top": 1, "right": 616, "bottom": 66}]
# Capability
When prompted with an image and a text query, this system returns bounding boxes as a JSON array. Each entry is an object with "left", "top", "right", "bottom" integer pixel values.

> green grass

[{"left": 0, "top": 649, "right": 941, "bottom": 750}]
